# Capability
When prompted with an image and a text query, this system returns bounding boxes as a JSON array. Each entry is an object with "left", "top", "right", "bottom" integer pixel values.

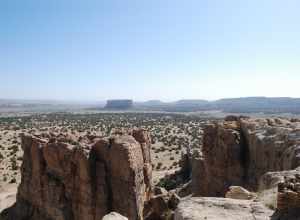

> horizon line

[{"left": 1, "top": 96, "right": 300, "bottom": 103}]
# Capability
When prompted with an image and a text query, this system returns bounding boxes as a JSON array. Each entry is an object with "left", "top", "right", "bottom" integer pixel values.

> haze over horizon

[
  {"left": 1, "top": 96, "right": 300, "bottom": 104},
  {"left": 1, "top": 0, "right": 300, "bottom": 101}
]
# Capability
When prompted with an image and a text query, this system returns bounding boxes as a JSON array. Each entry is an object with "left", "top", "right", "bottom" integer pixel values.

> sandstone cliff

[
  {"left": 0, "top": 130, "right": 152, "bottom": 220},
  {"left": 191, "top": 117, "right": 300, "bottom": 197},
  {"left": 192, "top": 120, "right": 245, "bottom": 196},
  {"left": 240, "top": 118, "right": 300, "bottom": 187}
]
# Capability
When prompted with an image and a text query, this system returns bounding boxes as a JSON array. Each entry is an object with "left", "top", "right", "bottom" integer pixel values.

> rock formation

[
  {"left": 191, "top": 117, "right": 300, "bottom": 196},
  {"left": 0, "top": 130, "right": 152, "bottom": 220},
  {"left": 277, "top": 173, "right": 300, "bottom": 211},
  {"left": 2, "top": 116, "right": 300, "bottom": 220},
  {"left": 192, "top": 120, "right": 245, "bottom": 196},
  {"left": 240, "top": 118, "right": 300, "bottom": 186},
  {"left": 259, "top": 169, "right": 300, "bottom": 191},
  {"left": 263, "top": 169, "right": 300, "bottom": 220}
]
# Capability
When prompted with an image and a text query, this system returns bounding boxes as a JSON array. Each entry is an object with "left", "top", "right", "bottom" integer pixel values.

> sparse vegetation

[{"left": 0, "top": 112, "right": 206, "bottom": 187}]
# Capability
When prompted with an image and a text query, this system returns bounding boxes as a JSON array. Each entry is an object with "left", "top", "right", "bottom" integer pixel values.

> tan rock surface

[
  {"left": 0, "top": 185, "right": 16, "bottom": 213},
  {"left": 192, "top": 120, "right": 245, "bottom": 196},
  {"left": 191, "top": 117, "right": 300, "bottom": 197},
  {"left": 102, "top": 212, "right": 128, "bottom": 220},
  {"left": 175, "top": 197, "right": 273, "bottom": 220},
  {"left": 1, "top": 130, "right": 152, "bottom": 220},
  {"left": 240, "top": 118, "right": 300, "bottom": 187}
]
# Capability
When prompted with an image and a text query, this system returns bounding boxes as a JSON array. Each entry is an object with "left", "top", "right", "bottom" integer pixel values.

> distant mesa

[{"left": 105, "top": 99, "right": 133, "bottom": 109}]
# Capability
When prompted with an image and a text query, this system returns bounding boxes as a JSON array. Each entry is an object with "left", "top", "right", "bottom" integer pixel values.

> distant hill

[
  {"left": 0, "top": 99, "right": 104, "bottom": 113},
  {"left": 214, "top": 97, "right": 300, "bottom": 113},
  {"left": 105, "top": 99, "right": 133, "bottom": 109},
  {"left": 174, "top": 99, "right": 209, "bottom": 105},
  {"left": 1, "top": 97, "right": 300, "bottom": 114},
  {"left": 134, "top": 97, "right": 300, "bottom": 113}
]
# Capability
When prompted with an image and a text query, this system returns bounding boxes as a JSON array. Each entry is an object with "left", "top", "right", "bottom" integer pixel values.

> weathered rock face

[
  {"left": 259, "top": 168, "right": 300, "bottom": 191},
  {"left": 192, "top": 120, "right": 245, "bottom": 196},
  {"left": 240, "top": 118, "right": 300, "bottom": 187},
  {"left": 1, "top": 130, "right": 152, "bottom": 220},
  {"left": 174, "top": 197, "right": 273, "bottom": 220},
  {"left": 259, "top": 169, "right": 300, "bottom": 220},
  {"left": 192, "top": 117, "right": 300, "bottom": 196},
  {"left": 132, "top": 129, "right": 153, "bottom": 199}
]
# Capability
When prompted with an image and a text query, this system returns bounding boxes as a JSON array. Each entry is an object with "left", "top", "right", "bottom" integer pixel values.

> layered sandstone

[{"left": 1, "top": 130, "right": 152, "bottom": 220}]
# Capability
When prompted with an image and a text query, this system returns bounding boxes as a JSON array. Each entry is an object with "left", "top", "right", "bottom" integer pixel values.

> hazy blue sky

[{"left": 1, "top": 0, "right": 299, "bottom": 101}]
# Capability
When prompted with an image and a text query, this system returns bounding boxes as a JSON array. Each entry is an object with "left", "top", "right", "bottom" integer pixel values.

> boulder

[
  {"left": 102, "top": 212, "right": 128, "bottom": 220},
  {"left": 225, "top": 186, "right": 255, "bottom": 200}
]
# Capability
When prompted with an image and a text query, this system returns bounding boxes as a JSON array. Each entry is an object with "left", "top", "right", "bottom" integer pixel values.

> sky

[{"left": 0, "top": 0, "right": 300, "bottom": 101}]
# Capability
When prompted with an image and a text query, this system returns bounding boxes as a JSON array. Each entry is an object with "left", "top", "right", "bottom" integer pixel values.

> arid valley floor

[
  {"left": 0, "top": 112, "right": 300, "bottom": 220},
  {"left": 0, "top": 113, "right": 204, "bottom": 211}
]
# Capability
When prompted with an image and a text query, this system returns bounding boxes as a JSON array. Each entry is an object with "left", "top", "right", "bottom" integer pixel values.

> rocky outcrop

[
  {"left": 1, "top": 130, "right": 152, "bottom": 220},
  {"left": 260, "top": 170, "right": 300, "bottom": 220},
  {"left": 259, "top": 169, "right": 300, "bottom": 192},
  {"left": 191, "top": 117, "right": 300, "bottom": 196},
  {"left": 174, "top": 197, "right": 273, "bottom": 220},
  {"left": 132, "top": 129, "right": 153, "bottom": 198},
  {"left": 192, "top": 120, "right": 245, "bottom": 196},
  {"left": 240, "top": 118, "right": 300, "bottom": 187},
  {"left": 277, "top": 173, "right": 300, "bottom": 211}
]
